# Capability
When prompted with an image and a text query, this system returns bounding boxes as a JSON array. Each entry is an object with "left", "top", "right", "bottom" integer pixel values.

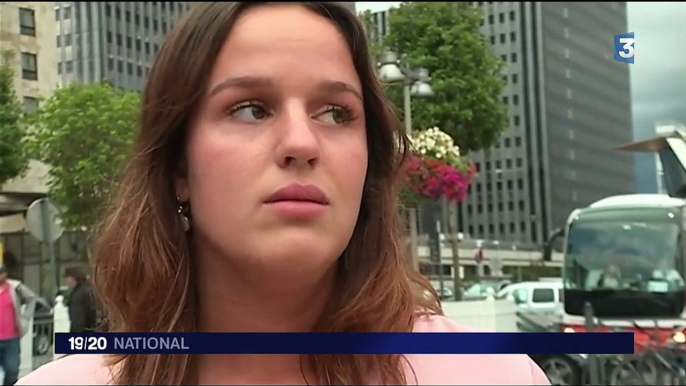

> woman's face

[{"left": 176, "top": 4, "right": 368, "bottom": 276}]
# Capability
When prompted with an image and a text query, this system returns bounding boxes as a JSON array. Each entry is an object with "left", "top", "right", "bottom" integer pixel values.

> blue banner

[{"left": 54, "top": 332, "right": 634, "bottom": 355}]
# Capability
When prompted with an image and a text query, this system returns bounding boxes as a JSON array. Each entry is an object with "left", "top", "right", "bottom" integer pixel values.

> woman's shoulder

[
  {"left": 408, "top": 314, "right": 550, "bottom": 385},
  {"left": 16, "top": 354, "right": 112, "bottom": 385}
]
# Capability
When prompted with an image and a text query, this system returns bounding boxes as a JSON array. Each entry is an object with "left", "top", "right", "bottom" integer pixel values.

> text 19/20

[{"left": 68, "top": 336, "right": 108, "bottom": 352}]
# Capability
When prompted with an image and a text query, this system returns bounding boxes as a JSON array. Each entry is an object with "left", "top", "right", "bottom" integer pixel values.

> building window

[
  {"left": 21, "top": 53, "right": 38, "bottom": 81},
  {"left": 19, "top": 8, "right": 36, "bottom": 37},
  {"left": 22, "top": 97, "right": 39, "bottom": 114}
]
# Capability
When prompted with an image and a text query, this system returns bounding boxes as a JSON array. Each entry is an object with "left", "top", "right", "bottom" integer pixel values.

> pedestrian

[
  {"left": 63, "top": 267, "right": 97, "bottom": 333},
  {"left": 18, "top": 2, "right": 549, "bottom": 385},
  {"left": 0, "top": 265, "right": 36, "bottom": 386}
]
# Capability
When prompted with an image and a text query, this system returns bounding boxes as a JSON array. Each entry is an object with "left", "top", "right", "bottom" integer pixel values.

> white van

[{"left": 496, "top": 280, "right": 563, "bottom": 316}]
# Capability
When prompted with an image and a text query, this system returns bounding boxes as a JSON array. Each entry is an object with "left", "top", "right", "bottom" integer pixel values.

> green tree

[
  {"left": 373, "top": 3, "right": 508, "bottom": 300},
  {"left": 24, "top": 82, "right": 140, "bottom": 229},
  {"left": 0, "top": 49, "right": 28, "bottom": 184},
  {"left": 380, "top": 2, "right": 508, "bottom": 153}
]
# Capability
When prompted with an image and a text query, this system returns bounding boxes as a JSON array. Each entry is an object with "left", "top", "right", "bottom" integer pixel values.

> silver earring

[{"left": 177, "top": 197, "right": 190, "bottom": 232}]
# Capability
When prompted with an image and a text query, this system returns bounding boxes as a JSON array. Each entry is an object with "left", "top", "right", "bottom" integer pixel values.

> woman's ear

[
  {"left": 174, "top": 161, "right": 190, "bottom": 202},
  {"left": 174, "top": 174, "right": 190, "bottom": 202}
]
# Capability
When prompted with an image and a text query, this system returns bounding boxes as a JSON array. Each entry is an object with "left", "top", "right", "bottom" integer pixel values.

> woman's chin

[{"left": 249, "top": 234, "right": 344, "bottom": 272}]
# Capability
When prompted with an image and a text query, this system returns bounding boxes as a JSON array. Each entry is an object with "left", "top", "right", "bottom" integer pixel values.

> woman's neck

[{"left": 192, "top": 244, "right": 337, "bottom": 384}]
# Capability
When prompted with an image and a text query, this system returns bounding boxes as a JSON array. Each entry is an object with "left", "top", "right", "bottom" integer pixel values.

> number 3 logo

[{"left": 618, "top": 38, "right": 634, "bottom": 59}]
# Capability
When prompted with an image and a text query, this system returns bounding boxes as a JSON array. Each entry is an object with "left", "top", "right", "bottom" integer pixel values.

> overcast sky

[
  {"left": 628, "top": 2, "right": 686, "bottom": 138},
  {"left": 628, "top": 2, "right": 686, "bottom": 192}
]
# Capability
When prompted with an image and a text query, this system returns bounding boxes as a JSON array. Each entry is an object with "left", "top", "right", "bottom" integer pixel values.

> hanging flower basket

[{"left": 400, "top": 127, "right": 475, "bottom": 206}]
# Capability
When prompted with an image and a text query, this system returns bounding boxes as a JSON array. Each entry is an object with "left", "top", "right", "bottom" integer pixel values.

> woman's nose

[{"left": 274, "top": 107, "right": 321, "bottom": 169}]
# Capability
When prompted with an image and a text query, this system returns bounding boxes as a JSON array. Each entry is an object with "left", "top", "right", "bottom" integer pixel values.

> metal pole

[
  {"left": 40, "top": 199, "right": 59, "bottom": 297},
  {"left": 436, "top": 219, "right": 445, "bottom": 297},
  {"left": 584, "top": 301, "right": 600, "bottom": 385},
  {"left": 404, "top": 82, "right": 419, "bottom": 271}
]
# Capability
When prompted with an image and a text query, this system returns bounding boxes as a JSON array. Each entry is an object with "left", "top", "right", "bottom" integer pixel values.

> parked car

[
  {"left": 496, "top": 280, "right": 563, "bottom": 317},
  {"left": 431, "top": 285, "right": 454, "bottom": 300},
  {"left": 462, "top": 278, "right": 512, "bottom": 300}
]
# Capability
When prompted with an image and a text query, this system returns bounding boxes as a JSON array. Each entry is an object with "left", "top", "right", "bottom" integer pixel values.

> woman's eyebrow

[{"left": 209, "top": 76, "right": 362, "bottom": 102}]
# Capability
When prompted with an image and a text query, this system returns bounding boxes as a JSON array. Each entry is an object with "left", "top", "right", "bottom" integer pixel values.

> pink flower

[{"left": 401, "top": 153, "right": 474, "bottom": 203}]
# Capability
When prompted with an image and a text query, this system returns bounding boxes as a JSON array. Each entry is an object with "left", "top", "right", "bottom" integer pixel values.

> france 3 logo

[{"left": 614, "top": 32, "right": 635, "bottom": 64}]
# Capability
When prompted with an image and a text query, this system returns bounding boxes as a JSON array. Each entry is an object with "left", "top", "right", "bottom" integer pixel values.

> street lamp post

[{"left": 377, "top": 50, "right": 434, "bottom": 271}]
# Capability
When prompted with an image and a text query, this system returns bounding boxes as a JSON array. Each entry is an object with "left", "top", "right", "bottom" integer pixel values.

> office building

[
  {"left": 0, "top": 2, "right": 60, "bottom": 286},
  {"left": 369, "top": 3, "right": 635, "bottom": 246},
  {"left": 55, "top": 2, "right": 191, "bottom": 90},
  {"left": 0, "top": 2, "right": 59, "bottom": 225}
]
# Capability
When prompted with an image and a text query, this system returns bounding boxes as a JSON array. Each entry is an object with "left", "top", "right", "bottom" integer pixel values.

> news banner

[{"left": 55, "top": 332, "right": 634, "bottom": 355}]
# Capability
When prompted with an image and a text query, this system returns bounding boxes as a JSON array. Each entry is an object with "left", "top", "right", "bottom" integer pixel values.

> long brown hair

[{"left": 93, "top": 2, "right": 441, "bottom": 385}]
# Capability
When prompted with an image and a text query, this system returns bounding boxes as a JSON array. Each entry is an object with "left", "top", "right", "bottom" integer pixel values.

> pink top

[
  {"left": 18, "top": 315, "right": 550, "bottom": 385},
  {"left": 0, "top": 283, "right": 18, "bottom": 340}
]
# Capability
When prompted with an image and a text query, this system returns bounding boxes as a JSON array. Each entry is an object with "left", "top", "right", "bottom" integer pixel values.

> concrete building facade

[
  {"left": 0, "top": 2, "right": 59, "bottom": 228},
  {"left": 370, "top": 2, "right": 635, "bottom": 247}
]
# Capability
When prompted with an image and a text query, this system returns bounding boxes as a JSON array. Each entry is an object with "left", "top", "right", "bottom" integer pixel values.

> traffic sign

[{"left": 26, "top": 198, "right": 64, "bottom": 242}]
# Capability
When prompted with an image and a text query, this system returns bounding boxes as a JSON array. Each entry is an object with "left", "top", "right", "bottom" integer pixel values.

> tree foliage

[
  {"left": 24, "top": 82, "right": 140, "bottom": 229},
  {"left": 0, "top": 49, "right": 28, "bottom": 184},
  {"left": 377, "top": 2, "right": 508, "bottom": 153}
]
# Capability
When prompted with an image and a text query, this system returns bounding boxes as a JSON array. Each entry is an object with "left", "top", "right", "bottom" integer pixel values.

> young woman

[{"left": 19, "top": 3, "right": 549, "bottom": 385}]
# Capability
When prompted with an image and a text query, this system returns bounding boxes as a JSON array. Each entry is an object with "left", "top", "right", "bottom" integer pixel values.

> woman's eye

[
  {"left": 318, "top": 106, "right": 352, "bottom": 125},
  {"left": 230, "top": 103, "right": 269, "bottom": 121}
]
